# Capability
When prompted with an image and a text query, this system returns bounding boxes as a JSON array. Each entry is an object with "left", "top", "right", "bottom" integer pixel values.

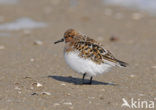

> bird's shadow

[{"left": 48, "top": 75, "right": 117, "bottom": 86}]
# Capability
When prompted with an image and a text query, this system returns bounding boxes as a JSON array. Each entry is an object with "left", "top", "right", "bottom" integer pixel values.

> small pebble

[
  {"left": 53, "top": 103, "right": 60, "bottom": 106},
  {"left": 0, "top": 45, "right": 5, "bottom": 50},
  {"left": 32, "top": 82, "right": 43, "bottom": 87},
  {"left": 139, "top": 94, "right": 145, "bottom": 96},
  {"left": 61, "top": 83, "right": 66, "bottom": 86},
  {"left": 30, "top": 86, "right": 34, "bottom": 90},
  {"left": 100, "top": 97, "right": 104, "bottom": 100},
  {"left": 66, "top": 93, "right": 71, "bottom": 96},
  {"left": 18, "top": 91, "right": 22, "bottom": 94},
  {"left": 23, "top": 76, "right": 32, "bottom": 79},
  {"left": 14, "top": 86, "right": 21, "bottom": 90},
  {"left": 88, "top": 96, "right": 95, "bottom": 99},
  {"left": 36, "top": 83, "right": 42, "bottom": 87},
  {"left": 41, "top": 92, "right": 51, "bottom": 96},
  {"left": 63, "top": 102, "right": 72, "bottom": 105},
  {"left": 34, "top": 40, "right": 43, "bottom": 45},
  {"left": 30, "top": 58, "right": 35, "bottom": 62},
  {"left": 108, "top": 102, "right": 111, "bottom": 104},
  {"left": 31, "top": 92, "right": 38, "bottom": 95},
  {"left": 130, "top": 74, "right": 135, "bottom": 78},
  {"left": 110, "top": 36, "right": 119, "bottom": 42},
  {"left": 101, "top": 89, "right": 105, "bottom": 92}
]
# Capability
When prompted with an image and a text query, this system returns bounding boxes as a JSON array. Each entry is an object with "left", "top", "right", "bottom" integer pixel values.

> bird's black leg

[
  {"left": 82, "top": 73, "right": 93, "bottom": 85},
  {"left": 82, "top": 73, "right": 86, "bottom": 84},
  {"left": 89, "top": 76, "right": 93, "bottom": 85}
]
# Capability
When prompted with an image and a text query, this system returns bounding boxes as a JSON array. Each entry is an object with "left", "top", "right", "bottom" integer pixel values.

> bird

[{"left": 54, "top": 29, "right": 128, "bottom": 84}]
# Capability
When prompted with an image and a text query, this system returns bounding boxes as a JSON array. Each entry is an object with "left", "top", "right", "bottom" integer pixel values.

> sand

[{"left": 0, "top": 0, "right": 156, "bottom": 110}]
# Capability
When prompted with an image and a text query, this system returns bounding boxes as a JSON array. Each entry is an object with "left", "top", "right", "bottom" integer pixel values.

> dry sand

[{"left": 0, "top": 0, "right": 156, "bottom": 110}]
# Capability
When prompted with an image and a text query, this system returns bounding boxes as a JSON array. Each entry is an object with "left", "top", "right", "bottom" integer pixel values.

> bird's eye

[{"left": 69, "top": 35, "right": 73, "bottom": 38}]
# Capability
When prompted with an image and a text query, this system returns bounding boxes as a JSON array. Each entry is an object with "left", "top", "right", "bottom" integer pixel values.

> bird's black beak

[{"left": 54, "top": 38, "right": 64, "bottom": 44}]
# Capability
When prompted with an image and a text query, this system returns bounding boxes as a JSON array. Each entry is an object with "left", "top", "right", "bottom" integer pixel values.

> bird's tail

[{"left": 116, "top": 59, "right": 128, "bottom": 67}]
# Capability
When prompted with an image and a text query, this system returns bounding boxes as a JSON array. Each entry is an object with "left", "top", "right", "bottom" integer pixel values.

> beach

[{"left": 0, "top": 0, "right": 156, "bottom": 110}]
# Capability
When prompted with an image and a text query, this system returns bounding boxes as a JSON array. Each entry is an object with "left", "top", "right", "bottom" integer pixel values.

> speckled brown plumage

[{"left": 64, "top": 29, "right": 120, "bottom": 64}]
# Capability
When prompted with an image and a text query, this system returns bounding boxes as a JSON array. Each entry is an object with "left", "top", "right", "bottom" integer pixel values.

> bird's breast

[{"left": 64, "top": 51, "right": 112, "bottom": 76}]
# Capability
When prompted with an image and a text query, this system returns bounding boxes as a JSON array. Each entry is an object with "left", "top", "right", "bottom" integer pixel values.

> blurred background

[{"left": 0, "top": 0, "right": 156, "bottom": 110}]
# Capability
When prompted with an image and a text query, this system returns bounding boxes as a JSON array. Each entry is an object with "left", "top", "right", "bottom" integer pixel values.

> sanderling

[{"left": 54, "top": 29, "right": 128, "bottom": 84}]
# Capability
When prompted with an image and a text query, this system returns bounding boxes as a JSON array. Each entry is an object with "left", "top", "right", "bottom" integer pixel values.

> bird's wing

[
  {"left": 73, "top": 38, "right": 117, "bottom": 64},
  {"left": 73, "top": 35, "right": 127, "bottom": 66}
]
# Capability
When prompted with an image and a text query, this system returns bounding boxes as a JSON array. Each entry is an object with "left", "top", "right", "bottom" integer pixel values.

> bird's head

[{"left": 54, "top": 29, "right": 78, "bottom": 44}]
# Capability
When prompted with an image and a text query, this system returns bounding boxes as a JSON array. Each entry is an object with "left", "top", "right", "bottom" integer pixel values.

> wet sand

[{"left": 0, "top": 0, "right": 156, "bottom": 110}]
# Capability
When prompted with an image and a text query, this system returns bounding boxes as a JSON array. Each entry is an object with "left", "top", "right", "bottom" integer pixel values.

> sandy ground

[{"left": 0, "top": 0, "right": 156, "bottom": 110}]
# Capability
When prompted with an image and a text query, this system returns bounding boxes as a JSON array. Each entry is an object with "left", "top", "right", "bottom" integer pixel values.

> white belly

[{"left": 64, "top": 52, "right": 113, "bottom": 76}]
